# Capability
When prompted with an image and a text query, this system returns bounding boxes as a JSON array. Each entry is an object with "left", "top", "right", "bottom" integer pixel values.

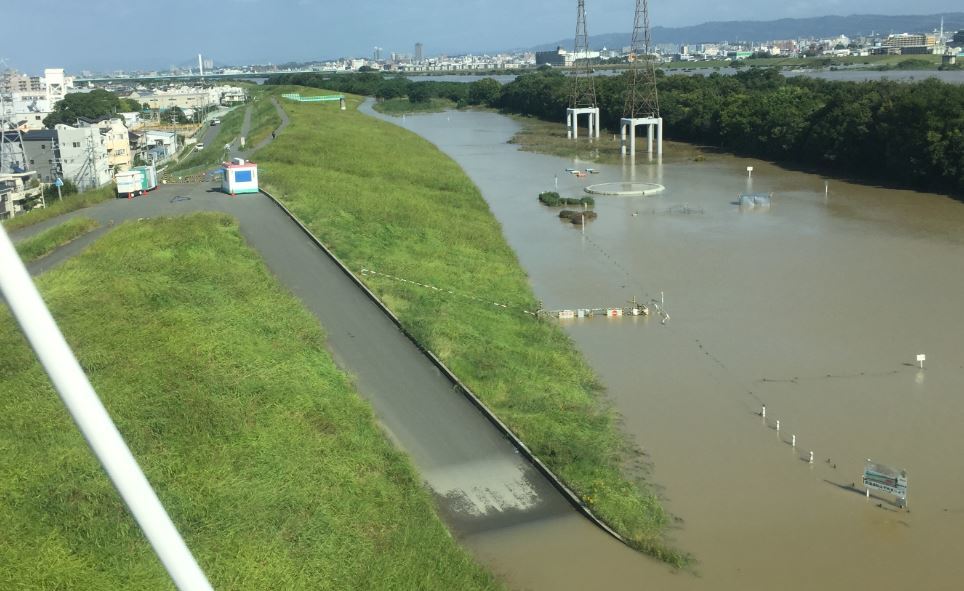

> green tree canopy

[
  {"left": 468, "top": 78, "right": 502, "bottom": 106},
  {"left": 43, "top": 89, "right": 129, "bottom": 127}
]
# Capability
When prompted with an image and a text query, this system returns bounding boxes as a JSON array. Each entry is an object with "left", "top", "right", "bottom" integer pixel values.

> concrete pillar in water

[{"left": 657, "top": 117, "right": 663, "bottom": 155}]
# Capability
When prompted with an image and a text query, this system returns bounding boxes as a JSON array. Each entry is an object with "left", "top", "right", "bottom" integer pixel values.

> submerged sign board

[{"left": 863, "top": 460, "right": 908, "bottom": 498}]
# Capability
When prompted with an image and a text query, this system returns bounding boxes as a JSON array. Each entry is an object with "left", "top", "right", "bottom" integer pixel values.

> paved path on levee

[
  {"left": 225, "top": 97, "right": 288, "bottom": 160},
  {"left": 10, "top": 181, "right": 572, "bottom": 536}
]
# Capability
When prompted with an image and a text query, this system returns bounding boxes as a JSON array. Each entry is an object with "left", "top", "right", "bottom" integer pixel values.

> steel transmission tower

[
  {"left": 569, "top": 0, "right": 596, "bottom": 109},
  {"left": 619, "top": 0, "right": 662, "bottom": 156},
  {"left": 566, "top": 0, "right": 600, "bottom": 139},
  {"left": 624, "top": 0, "right": 659, "bottom": 119}
]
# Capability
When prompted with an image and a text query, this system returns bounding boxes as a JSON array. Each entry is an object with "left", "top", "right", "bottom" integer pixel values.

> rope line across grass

[{"left": 360, "top": 268, "right": 540, "bottom": 317}]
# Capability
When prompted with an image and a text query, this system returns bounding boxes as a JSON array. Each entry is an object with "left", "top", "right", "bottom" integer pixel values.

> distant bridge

[{"left": 74, "top": 69, "right": 323, "bottom": 85}]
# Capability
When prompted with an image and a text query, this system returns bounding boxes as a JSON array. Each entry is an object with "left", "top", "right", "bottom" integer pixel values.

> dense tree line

[{"left": 270, "top": 69, "right": 964, "bottom": 195}]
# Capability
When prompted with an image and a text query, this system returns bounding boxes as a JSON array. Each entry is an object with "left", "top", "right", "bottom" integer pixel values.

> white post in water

[
  {"left": 776, "top": 419, "right": 780, "bottom": 432},
  {"left": 761, "top": 404, "right": 766, "bottom": 419},
  {"left": 917, "top": 353, "right": 926, "bottom": 369},
  {"left": 809, "top": 451, "right": 814, "bottom": 464},
  {"left": 660, "top": 291, "right": 664, "bottom": 306},
  {"left": 824, "top": 181, "right": 829, "bottom": 196},
  {"left": 792, "top": 434, "right": 796, "bottom": 447},
  {"left": 0, "top": 226, "right": 214, "bottom": 591}
]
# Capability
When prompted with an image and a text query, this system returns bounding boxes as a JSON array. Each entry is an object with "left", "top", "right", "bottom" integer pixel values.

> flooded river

[{"left": 363, "top": 103, "right": 964, "bottom": 590}]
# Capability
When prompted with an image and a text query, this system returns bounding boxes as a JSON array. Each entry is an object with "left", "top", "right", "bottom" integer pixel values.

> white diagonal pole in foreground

[{"left": 0, "top": 225, "right": 214, "bottom": 591}]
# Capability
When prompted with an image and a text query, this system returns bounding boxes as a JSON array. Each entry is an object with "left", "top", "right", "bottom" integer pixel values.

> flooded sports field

[{"left": 364, "top": 103, "right": 964, "bottom": 590}]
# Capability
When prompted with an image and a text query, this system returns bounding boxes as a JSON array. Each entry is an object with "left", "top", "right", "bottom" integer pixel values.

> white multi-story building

[
  {"left": 79, "top": 117, "right": 131, "bottom": 173},
  {"left": 1, "top": 67, "right": 74, "bottom": 133},
  {"left": 128, "top": 85, "right": 221, "bottom": 111}
]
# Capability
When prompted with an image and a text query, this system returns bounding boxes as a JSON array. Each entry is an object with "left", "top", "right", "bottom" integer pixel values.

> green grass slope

[
  {"left": 257, "top": 86, "right": 686, "bottom": 565},
  {"left": 0, "top": 213, "right": 500, "bottom": 590},
  {"left": 2, "top": 186, "right": 114, "bottom": 232},
  {"left": 14, "top": 216, "right": 99, "bottom": 261}
]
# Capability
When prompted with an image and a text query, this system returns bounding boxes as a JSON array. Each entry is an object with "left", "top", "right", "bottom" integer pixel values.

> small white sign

[
  {"left": 916, "top": 354, "right": 926, "bottom": 362},
  {"left": 746, "top": 166, "right": 754, "bottom": 172}
]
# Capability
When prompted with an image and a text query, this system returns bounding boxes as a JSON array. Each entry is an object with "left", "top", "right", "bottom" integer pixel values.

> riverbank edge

[
  {"left": 257, "top": 87, "right": 689, "bottom": 566},
  {"left": 259, "top": 186, "right": 632, "bottom": 546}
]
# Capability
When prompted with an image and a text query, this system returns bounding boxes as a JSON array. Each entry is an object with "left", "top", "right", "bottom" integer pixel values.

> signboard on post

[{"left": 863, "top": 460, "right": 908, "bottom": 501}]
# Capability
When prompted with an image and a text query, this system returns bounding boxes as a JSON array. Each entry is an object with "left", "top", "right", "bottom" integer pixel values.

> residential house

[
  {"left": 141, "top": 130, "right": 177, "bottom": 163},
  {"left": 0, "top": 170, "right": 44, "bottom": 219},
  {"left": 219, "top": 86, "right": 246, "bottom": 105},
  {"left": 22, "top": 124, "right": 111, "bottom": 190},
  {"left": 79, "top": 116, "right": 132, "bottom": 173}
]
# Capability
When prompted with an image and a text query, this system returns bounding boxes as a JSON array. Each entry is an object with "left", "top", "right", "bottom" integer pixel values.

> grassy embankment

[
  {"left": 0, "top": 214, "right": 500, "bottom": 590},
  {"left": 373, "top": 97, "right": 457, "bottom": 116},
  {"left": 1, "top": 185, "right": 114, "bottom": 232},
  {"left": 256, "top": 86, "right": 688, "bottom": 566},
  {"left": 14, "top": 216, "right": 99, "bottom": 261},
  {"left": 246, "top": 95, "right": 283, "bottom": 148}
]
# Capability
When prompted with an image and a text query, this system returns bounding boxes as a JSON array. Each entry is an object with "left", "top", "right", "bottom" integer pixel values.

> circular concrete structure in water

[{"left": 584, "top": 182, "right": 665, "bottom": 197}]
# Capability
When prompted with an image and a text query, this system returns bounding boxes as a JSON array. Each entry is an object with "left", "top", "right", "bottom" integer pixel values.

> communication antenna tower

[
  {"left": 566, "top": 0, "right": 601, "bottom": 139},
  {"left": 0, "top": 57, "right": 27, "bottom": 174}
]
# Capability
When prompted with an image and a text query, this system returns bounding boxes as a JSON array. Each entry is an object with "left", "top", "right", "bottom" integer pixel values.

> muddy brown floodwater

[{"left": 363, "top": 102, "right": 964, "bottom": 590}]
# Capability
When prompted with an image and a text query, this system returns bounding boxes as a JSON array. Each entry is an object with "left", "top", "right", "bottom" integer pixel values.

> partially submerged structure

[
  {"left": 566, "top": 1, "right": 600, "bottom": 140},
  {"left": 621, "top": 0, "right": 663, "bottom": 157}
]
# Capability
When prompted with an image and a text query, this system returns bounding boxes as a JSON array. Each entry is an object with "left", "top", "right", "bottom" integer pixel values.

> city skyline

[{"left": 5, "top": 0, "right": 961, "bottom": 73}]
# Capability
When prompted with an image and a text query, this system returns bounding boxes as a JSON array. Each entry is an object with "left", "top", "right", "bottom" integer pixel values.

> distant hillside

[{"left": 532, "top": 13, "right": 964, "bottom": 50}]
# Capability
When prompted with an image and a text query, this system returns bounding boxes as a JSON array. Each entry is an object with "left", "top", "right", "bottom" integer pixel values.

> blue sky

[{"left": 5, "top": 0, "right": 958, "bottom": 73}]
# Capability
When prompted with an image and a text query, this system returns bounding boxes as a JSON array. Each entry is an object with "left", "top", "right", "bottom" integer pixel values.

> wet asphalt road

[{"left": 10, "top": 184, "right": 572, "bottom": 536}]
